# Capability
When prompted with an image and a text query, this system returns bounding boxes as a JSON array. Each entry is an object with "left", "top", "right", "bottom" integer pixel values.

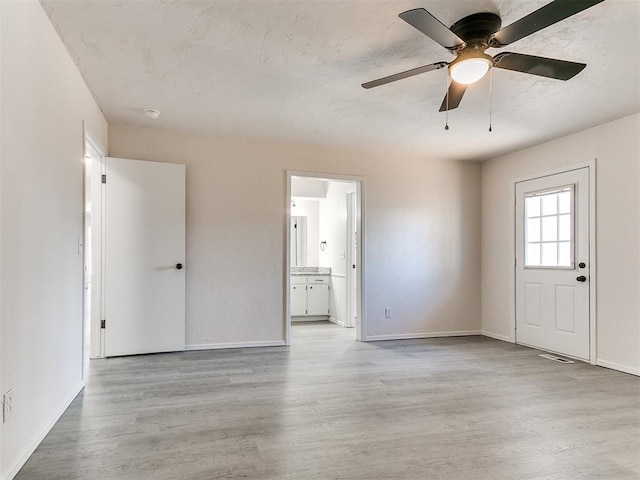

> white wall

[
  {"left": 291, "top": 178, "right": 328, "bottom": 198},
  {"left": 319, "top": 181, "right": 353, "bottom": 325},
  {"left": 481, "top": 113, "right": 640, "bottom": 375},
  {"left": 109, "top": 124, "right": 482, "bottom": 345},
  {"left": 0, "top": 2, "right": 108, "bottom": 478}
]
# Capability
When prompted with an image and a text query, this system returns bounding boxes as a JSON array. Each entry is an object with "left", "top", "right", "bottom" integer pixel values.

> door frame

[
  {"left": 511, "top": 159, "right": 597, "bottom": 364},
  {"left": 285, "top": 171, "right": 366, "bottom": 344},
  {"left": 83, "top": 124, "right": 107, "bottom": 363},
  {"left": 345, "top": 187, "right": 357, "bottom": 329}
]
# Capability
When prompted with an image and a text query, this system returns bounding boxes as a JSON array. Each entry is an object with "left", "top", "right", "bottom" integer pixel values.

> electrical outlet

[
  {"left": 385, "top": 308, "right": 392, "bottom": 319},
  {"left": 2, "top": 390, "right": 13, "bottom": 423}
]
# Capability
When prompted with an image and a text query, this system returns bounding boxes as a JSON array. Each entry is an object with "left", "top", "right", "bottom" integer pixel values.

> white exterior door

[
  {"left": 104, "top": 157, "right": 186, "bottom": 357},
  {"left": 515, "top": 168, "right": 590, "bottom": 360}
]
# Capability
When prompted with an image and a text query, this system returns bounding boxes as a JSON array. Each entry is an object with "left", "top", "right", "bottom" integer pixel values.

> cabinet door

[
  {"left": 291, "top": 284, "right": 307, "bottom": 316},
  {"left": 307, "top": 284, "right": 329, "bottom": 315}
]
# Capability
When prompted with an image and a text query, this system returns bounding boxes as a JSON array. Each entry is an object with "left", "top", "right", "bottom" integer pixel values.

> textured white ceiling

[{"left": 42, "top": 0, "right": 640, "bottom": 161}]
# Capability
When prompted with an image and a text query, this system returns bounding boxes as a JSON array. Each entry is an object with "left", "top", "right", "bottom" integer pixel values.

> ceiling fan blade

[
  {"left": 493, "top": 52, "right": 586, "bottom": 80},
  {"left": 490, "top": 0, "right": 605, "bottom": 47},
  {"left": 439, "top": 81, "right": 467, "bottom": 112},
  {"left": 362, "top": 62, "right": 447, "bottom": 89},
  {"left": 399, "top": 8, "right": 465, "bottom": 50}
]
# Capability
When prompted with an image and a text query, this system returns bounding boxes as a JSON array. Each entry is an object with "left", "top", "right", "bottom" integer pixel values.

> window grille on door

[{"left": 524, "top": 185, "right": 574, "bottom": 268}]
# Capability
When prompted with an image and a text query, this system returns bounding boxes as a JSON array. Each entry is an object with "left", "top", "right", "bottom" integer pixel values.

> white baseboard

[
  {"left": 1, "top": 381, "right": 85, "bottom": 480},
  {"left": 480, "top": 330, "right": 512, "bottom": 342},
  {"left": 185, "top": 340, "right": 286, "bottom": 351},
  {"left": 329, "top": 316, "right": 345, "bottom": 327},
  {"left": 365, "top": 330, "right": 481, "bottom": 341},
  {"left": 596, "top": 359, "right": 640, "bottom": 377},
  {"left": 291, "top": 315, "right": 329, "bottom": 322}
]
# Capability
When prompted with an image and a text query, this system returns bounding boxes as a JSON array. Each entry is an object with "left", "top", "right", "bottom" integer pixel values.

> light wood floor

[{"left": 16, "top": 322, "right": 640, "bottom": 479}]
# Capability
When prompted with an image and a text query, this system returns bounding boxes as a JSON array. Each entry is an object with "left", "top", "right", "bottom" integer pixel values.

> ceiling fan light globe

[{"left": 450, "top": 57, "right": 492, "bottom": 85}]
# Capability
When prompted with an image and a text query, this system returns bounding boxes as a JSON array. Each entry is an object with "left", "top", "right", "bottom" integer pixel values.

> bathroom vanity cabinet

[{"left": 291, "top": 274, "right": 330, "bottom": 317}]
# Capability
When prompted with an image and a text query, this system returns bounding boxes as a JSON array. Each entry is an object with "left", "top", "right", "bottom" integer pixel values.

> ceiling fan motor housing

[
  {"left": 449, "top": 12, "right": 502, "bottom": 51},
  {"left": 447, "top": 13, "right": 501, "bottom": 84}
]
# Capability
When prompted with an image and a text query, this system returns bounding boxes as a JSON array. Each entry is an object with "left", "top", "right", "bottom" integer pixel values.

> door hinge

[
  {"left": 100, "top": 319, "right": 106, "bottom": 329},
  {"left": 101, "top": 174, "right": 106, "bottom": 184}
]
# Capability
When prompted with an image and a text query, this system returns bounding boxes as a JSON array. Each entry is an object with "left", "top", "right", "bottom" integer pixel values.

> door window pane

[
  {"left": 524, "top": 185, "right": 574, "bottom": 268},
  {"left": 558, "top": 191, "right": 571, "bottom": 214},
  {"left": 541, "top": 243, "right": 558, "bottom": 266},
  {"left": 527, "top": 218, "right": 541, "bottom": 242},
  {"left": 541, "top": 195, "right": 557, "bottom": 215},
  {"left": 558, "top": 214, "right": 571, "bottom": 241},
  {"left": 558, "top": 242, "right": 571, "bottom": 266},
  {"left": 542, "top": 216, "right": 557, "bottom": 241},
  {"left": 526, "top": 196, "right": 540, "bottom": 217},
  {"left": 527, "top": 244, "right": 541, "bottom": 266}
]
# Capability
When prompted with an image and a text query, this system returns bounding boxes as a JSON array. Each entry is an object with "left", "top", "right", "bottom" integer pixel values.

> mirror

[{"left": 290, "top": 216, "right": 307, "bottom": 267}]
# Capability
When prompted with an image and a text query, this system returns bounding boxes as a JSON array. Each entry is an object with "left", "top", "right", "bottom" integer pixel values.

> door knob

[
  {"left": 176, "top": 263, "right": 183, "bottom": 270},
  {"left": 576, "top": 275, "right": 586, "bottom": 282}
]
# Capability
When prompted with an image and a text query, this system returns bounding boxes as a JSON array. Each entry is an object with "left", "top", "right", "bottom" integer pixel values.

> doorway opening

[{"left": 286, "top": 172, "right": 365, "bottom": 344}]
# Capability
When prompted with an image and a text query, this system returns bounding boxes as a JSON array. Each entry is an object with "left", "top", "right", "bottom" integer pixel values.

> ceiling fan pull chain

[
  {"left": 444, "top": 71, "right": 450, "bottom": 130},
  {"left": 488, "top": 68, "right": 493, "bottom": 132}
]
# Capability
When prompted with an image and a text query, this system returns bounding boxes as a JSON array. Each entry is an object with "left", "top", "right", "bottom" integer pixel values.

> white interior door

[
  {"left": 105, "top": 157, "right": 186, "bottom": 357},
  {"left": 515, "top": 168, "right": 590, "bottom": 360}
]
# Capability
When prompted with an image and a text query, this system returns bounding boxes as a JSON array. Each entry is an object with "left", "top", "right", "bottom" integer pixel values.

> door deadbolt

[{"left": 578, "top": 262, "right": 586, "bottom": 269}]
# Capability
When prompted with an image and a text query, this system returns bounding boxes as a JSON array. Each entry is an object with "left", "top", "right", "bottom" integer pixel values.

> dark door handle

[
  {"left": 176, "top": 263, "right": 183, "bottom": 270},
  {"left": 576, "top": 275, "right": 586, "bottom": 282}
]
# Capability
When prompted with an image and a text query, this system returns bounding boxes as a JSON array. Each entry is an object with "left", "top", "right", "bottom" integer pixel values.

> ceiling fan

[{"left": 362, "top": 0, "right": 605, "bottom": 112}]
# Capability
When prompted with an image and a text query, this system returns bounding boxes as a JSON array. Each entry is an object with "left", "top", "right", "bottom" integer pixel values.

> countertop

[{"left": 291, "top": 267, "right": 331, "bottom": 276}]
